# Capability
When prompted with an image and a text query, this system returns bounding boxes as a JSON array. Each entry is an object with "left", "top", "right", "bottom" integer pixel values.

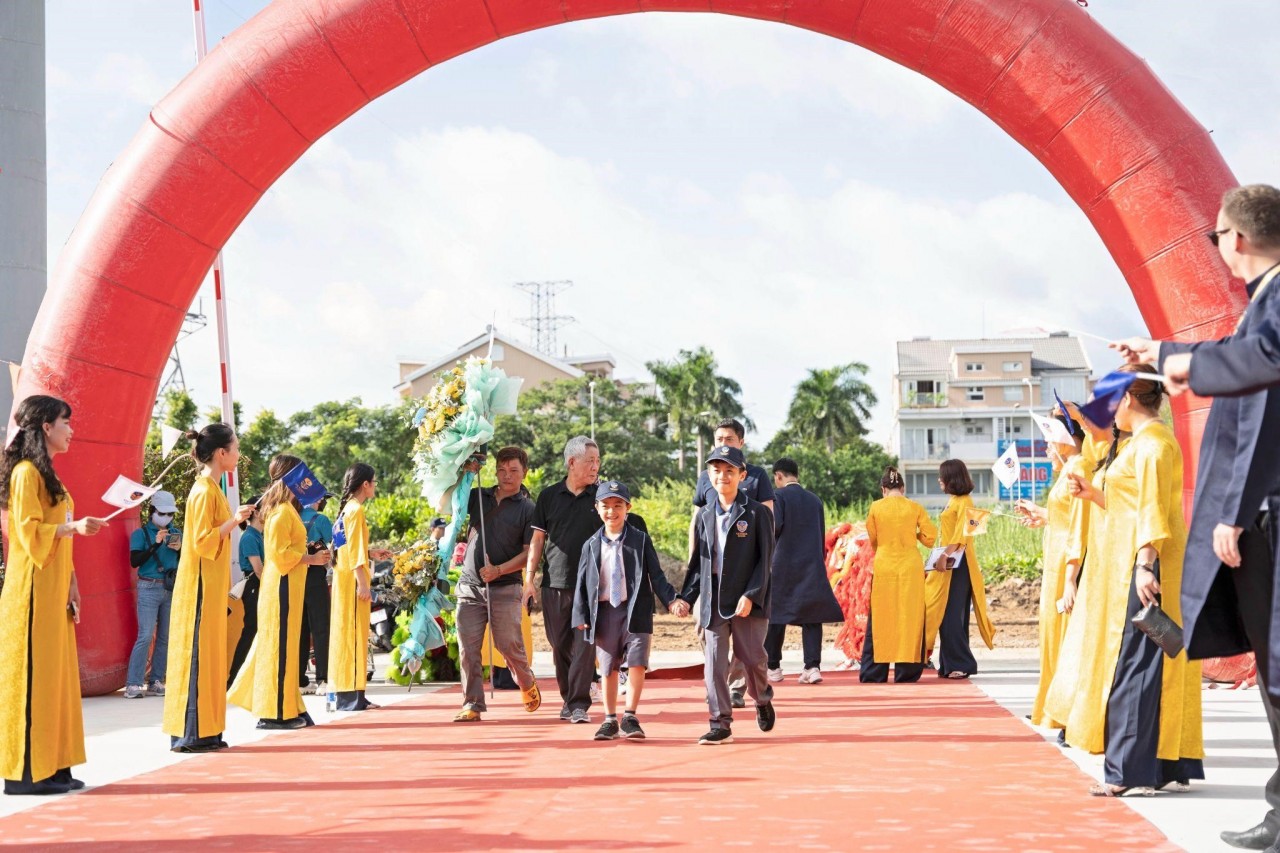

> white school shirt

[{"left": 598, "top": 532, "right": 628, "bottom": 604}]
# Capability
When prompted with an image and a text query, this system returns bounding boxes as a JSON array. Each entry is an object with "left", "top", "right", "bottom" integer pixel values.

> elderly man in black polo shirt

[
  {"left": 524, "top": 435, "right": 603, "bottom": 723},
  {"left": 453, "top": 446, "right": 541, "bottom": 722}
]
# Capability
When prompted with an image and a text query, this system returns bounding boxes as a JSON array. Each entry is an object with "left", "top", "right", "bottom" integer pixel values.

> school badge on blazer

[{"left": 735, "top": 520, "right": 749, "bottom": 537}]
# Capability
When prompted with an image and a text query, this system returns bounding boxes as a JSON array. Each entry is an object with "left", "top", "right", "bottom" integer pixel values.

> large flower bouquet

[{"left": 397, "top": 356, "right": 522, "bottom": 675}]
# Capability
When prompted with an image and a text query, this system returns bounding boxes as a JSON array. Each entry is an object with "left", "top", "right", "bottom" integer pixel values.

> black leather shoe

[
  {"left": 756, "top": 701, "right": 776, "bottom": 732},
  {"left": 52, "top": 769, "right": 85, "bottom": 790},
  {"left": 1221, "top": 822, "right": 1278, "bottom": 850},
  {"left": 730, "top": 691, "right": 746, "bottom": 709}
]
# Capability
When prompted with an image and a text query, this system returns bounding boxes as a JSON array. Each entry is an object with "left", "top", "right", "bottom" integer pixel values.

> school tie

[{"left": 609, "top": 542, "right": 624, "bottom": 608}]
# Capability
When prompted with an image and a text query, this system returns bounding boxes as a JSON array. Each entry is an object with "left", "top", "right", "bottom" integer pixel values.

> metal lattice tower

[
  {"left": 515, "top": 280, "right": 574, "bottom": 356},
  {"left": 155, "top": 299, "right": 209, "bottom": 410}
]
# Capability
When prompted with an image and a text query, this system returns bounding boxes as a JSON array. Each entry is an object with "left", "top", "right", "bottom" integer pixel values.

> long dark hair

[
  {"left": 186, "top": 423, "right": 236, "bottom": 465},
  {"left": 337, "top": 463, "right": 376, "bottom": 520},
  {"left": 257, "top": 454, "right": 303, "bottom": 519},
  {"left": 0, "top": 395, "right": 72, "bottom": 509}
]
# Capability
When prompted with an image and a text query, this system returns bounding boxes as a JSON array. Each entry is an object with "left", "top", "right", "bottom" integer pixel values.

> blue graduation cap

[
  {"left": 1077, "top": 370, "right": 1139, "bottom": 430},
  {"left": 281, "top": 462, "right": 328, "bottom": 508},
  {"left": 331, "top": 514, "right": 347, "bottom": 549}
]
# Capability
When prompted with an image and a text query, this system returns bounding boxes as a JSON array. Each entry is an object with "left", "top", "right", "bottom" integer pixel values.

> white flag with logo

[
  {"left": 102, "top": 475, "right": 158, "bottom": 509},
  {"left": 992, "top": 445, "right": 1021, "bottom": 490},
  {"left": 161, "top": 424, "right": 185, "bottom": 457},
  {"left": 1031, "top": 413, "right": 1073, "bottom": 447}
]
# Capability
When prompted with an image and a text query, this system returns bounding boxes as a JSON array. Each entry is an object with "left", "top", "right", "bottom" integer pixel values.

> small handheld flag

[
  {"left": 963, "top": 507, "right": 992, "bottom": 537},
  {"left": 101, "top": 476, "right": 159, "bottom": 520},
  {"left": 282, "top": 462, "right": 327, "bottom": 507},
  {"left": 161, "top": 424, "right": 185, "bottom": 457},
  {"left": 332, "top": 514, "right": 347, "bottom": 549},
  {"left": 1052, "top": 389, "right": 1083, "bottom": 437},
  {"left": 1032, "top": 412, "right": 1074, "bottom": 446},
  {"left": 992, "top": 445, "right": 1021, "bottom": 490}
]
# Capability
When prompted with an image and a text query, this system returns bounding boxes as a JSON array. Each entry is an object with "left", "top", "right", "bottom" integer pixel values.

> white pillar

[{"left": 0, "top": 1, "right": 46, "bottom": 421}]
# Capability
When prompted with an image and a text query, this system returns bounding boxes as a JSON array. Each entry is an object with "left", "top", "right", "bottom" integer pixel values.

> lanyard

[{"left": 1237, "top": 262, "right": 1280, "bottom": 331}]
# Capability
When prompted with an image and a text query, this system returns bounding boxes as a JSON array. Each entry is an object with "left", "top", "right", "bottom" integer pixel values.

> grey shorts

[{"left": 594, "top": 601, "right": 652, "bottom": 674}]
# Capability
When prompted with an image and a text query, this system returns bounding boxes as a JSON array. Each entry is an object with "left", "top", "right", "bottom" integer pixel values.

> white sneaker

[
  {"left": 799, "top": 668, "right": 824, "bottom": 684},
  {"left": 766, "top": 667, "right": 784, "bottom": 683},
  {"left": 312, "top": 681, "right": 327, "bottom": 696},
  {"left": 589, "top": 681, "right": 601, "bottom": 702}
]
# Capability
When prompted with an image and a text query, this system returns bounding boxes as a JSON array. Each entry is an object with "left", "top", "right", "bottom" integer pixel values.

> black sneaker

[
  {"left": 698, "top": 728, "right": 733, "bottom": 745},
  {"left": 594, "top": 719, "right": 620, "bottom": 740},
  {"left": 730, "top": 691, "right": 746, "bottom": 709},
  {"left": 620, "top": 715, "right": 645, "bottom": 739},
  {"left": 559, "top": 707, "right": 572, "bottom": 721},
  {"left": 756, "top": 701, "right": 776, "bottom": 732}
]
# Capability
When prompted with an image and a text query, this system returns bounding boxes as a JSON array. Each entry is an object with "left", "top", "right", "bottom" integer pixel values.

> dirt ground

[{"left": 528, "top": 576, "right": 1042, "bottom": 653}]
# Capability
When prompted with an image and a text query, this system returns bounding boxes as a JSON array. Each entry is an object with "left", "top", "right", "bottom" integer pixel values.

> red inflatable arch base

[{"left": 12, "top": 0, "right": 1243, "bottom": 694}]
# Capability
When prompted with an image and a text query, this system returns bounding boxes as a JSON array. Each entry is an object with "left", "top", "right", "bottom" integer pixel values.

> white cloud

[{"left": 91, "top": 53, "right": 167, "bottom": 106}]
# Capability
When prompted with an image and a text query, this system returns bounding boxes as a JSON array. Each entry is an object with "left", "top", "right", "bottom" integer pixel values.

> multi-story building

[
  {"left": 891, "top": 333, "right": 1092, "bottom": 508},
  {"left": 395, "top": 327, "right": 615, "bottom": 399}
]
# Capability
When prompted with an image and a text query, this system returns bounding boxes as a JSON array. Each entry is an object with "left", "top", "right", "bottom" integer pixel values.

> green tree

[
  {"left": 161, "top": 389, "right": 199, "bottom": 431},
  {"left": 240, "top": 408, "right": 293, "bottom": 494},
  {"left": 492, "top": 377, "right": 678, "bottom": 489},
  {"left": 203, "top": 401, "right": 244, "bottom": 432},
  {"left": 785, "top": 363, "right": 877, "bottom": 453},
  {"left": 763, "top": 436, "right": 897, "bottom": 507},
  {"left": 646, "top": 347, "right": 753, "bottom": 470},
  {"left": 286, "top": 398, "right": 418, "bottom": 497}
]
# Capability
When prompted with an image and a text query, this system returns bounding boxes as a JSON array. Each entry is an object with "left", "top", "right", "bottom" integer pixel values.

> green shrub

[{"left": 629, "top": 478, "right": 696, "bottom": 561}]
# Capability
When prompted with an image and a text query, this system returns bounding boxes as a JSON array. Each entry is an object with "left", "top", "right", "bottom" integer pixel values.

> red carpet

[{"left": 0, "top": 673, "right": 1177, "bottom": 851}]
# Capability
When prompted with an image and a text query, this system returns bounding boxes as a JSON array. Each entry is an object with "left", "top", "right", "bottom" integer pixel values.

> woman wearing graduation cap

[
  {"left": 1057, "top": 365, "right": 1204, "bottom": 796},
  {"left": 1015, "top": 409, "right": 1088, "bottom": 737},
  {"left": 229, "top": 455, "right": 331, "bottom": 729}
]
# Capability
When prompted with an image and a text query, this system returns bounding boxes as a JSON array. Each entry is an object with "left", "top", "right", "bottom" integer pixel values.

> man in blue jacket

[{"left": 1116, "top": 183, "right": 1280, "bottom": 852}]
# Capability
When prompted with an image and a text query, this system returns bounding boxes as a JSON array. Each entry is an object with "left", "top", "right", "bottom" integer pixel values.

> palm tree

[
  {"left": 786, "top": 363, "right": 878, "bottom": 453},
  {"left": 647, "top": 347, "right": 754, "bottom": 471}
]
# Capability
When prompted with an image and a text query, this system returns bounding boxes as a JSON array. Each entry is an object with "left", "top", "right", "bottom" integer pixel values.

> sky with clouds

[{"left": 43, "top": 1, "right": 1280, "bottom": 447}]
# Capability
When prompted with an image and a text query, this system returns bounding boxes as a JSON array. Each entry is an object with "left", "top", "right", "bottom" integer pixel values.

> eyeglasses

[{"left": 1207, "top": 228, "right": 1233, "bottom": 247}]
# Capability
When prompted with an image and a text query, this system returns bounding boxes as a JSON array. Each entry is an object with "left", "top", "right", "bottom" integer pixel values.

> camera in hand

[{"left": 306, "top": 539, "right": 327, "bottom": 555}]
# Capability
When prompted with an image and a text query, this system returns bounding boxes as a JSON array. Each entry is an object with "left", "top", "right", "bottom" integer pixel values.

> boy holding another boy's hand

[{"left": 574, "top": 481, "right": 689, "bottom": 741}]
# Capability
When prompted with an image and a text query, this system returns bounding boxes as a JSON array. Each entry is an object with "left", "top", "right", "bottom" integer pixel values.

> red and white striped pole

[{"left": 192, "top": 0, "right": 241, "bottom": 566}]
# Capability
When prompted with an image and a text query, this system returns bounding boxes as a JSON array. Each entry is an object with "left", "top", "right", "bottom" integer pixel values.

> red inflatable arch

[{"left": 12, "top": 0, "right": 1244, "bottom": 694}]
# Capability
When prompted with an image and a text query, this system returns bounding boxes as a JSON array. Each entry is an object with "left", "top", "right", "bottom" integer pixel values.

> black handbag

[
  {"left": 1132, "top": 602, "right": 1184, "bottom": 658},
  {"left": 163, "top": 569, "right": 178, "bottom": 593}
]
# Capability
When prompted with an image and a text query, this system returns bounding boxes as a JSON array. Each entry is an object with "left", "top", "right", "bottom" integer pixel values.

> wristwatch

[{"left": 1135, "top": 561, "right": 1155, "bottom": 573}]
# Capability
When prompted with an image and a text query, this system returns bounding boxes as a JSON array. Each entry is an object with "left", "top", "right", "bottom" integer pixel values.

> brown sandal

[{"left": 522, "top": 681, "right": 542, "bottom": 713}]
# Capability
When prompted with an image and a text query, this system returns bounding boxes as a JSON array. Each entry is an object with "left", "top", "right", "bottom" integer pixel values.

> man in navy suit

[{"left": 1116, "top": 183, "right": 1280, "bottom": 852}]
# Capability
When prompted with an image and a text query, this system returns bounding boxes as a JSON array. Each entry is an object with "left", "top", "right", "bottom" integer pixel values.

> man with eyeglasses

[{"left": 1115, "top": 183, "right": 1280, "bottom": 852}]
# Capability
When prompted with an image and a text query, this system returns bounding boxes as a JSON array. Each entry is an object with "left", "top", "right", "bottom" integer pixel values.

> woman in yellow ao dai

[
  {"left": 163, "top": 424, "right": 254, "bottom": 752},
  {"left": 1059, "top": 370, "right": 1203, "bottom": 795},
  {"left": 860, "top": 466, "right": 937, "bottom": 683},
  {"left": 229, "top": 455, "right": 330, "bottom": 729}
]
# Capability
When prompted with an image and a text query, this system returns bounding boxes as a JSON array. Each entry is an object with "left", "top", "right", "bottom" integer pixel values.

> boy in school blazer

[
  {"left": 679, "top": 445, "right": 777, "bottom": 745},
  {"left": 573, "top": 481, "right": 687, "bottom": 741}
]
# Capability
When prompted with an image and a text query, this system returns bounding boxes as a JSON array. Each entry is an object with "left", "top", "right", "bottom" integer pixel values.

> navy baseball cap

[
  {"left": 707, "top": 445, "right": 747, "bottom": 470},
  {"left": 595, "top": 480, "right": 632, "bottom": 503}
]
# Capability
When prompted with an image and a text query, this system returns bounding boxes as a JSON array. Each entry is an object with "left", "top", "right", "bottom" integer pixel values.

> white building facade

[{"left": 892, "top": 334, "right": 1092, "bottom": 509}]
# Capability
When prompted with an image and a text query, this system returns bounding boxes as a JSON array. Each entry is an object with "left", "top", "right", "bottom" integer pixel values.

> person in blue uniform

[
  {"left": 124, "top": 490, "right": 180, "bottom": 699},
  {"left": 764, "top": 458, "right": 842, "bottom": 684},
  {"left": 688, "top": 418, "right": 775, "bottom": 708},
  {"left": 679, "top": 445, "right": 776, "bottom": 745},
  {"left": 227, "top": 495, "right": 264, "bottom": 686},
  {"left": 1116, "top": 183, "right": 1280, "bottom": 851},
  {"left": 298, "top": 495, "right": 333, "bottom": 695}
]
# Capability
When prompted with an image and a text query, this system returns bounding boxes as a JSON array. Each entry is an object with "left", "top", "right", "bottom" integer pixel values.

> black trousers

[
  {"left": 1105, "top": 562, "right": 1205, "bottom": 787},
  {"left": 1234, "top": 510, "right": 1280, "bottom": 829},
  {"left": 542, "top": 587, "right": 593, "bottom": 712},
  {"left": 228, "top": 574, "right": 260, "bottom": 687},
  {"left": 298, "top": 565, "right": 330, "bottom": 685},
  {"left": 859, "top": 608, "right": 923, "bottom": 683},
  {"left": 765, "top": 623, "right": 822, "bottom": 670},
  {"left": 937, "top": 559, "right": 977, "bottom": 677}
]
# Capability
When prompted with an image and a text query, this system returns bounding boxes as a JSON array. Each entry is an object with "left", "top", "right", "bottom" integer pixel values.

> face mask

[{"left": 153, "top": 513, "right": 174, "bottom": 526}]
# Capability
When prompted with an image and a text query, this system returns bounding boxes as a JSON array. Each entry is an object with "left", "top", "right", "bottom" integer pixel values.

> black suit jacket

[
  {"left": 572, "top": 523, "right": 677, "bottom": 642},
  {"left": 680, "top": 491, "right": 774, "bottom": 627},
  {"left": 1161, "top": 265, "right": 1280, "bottom": 675}
]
